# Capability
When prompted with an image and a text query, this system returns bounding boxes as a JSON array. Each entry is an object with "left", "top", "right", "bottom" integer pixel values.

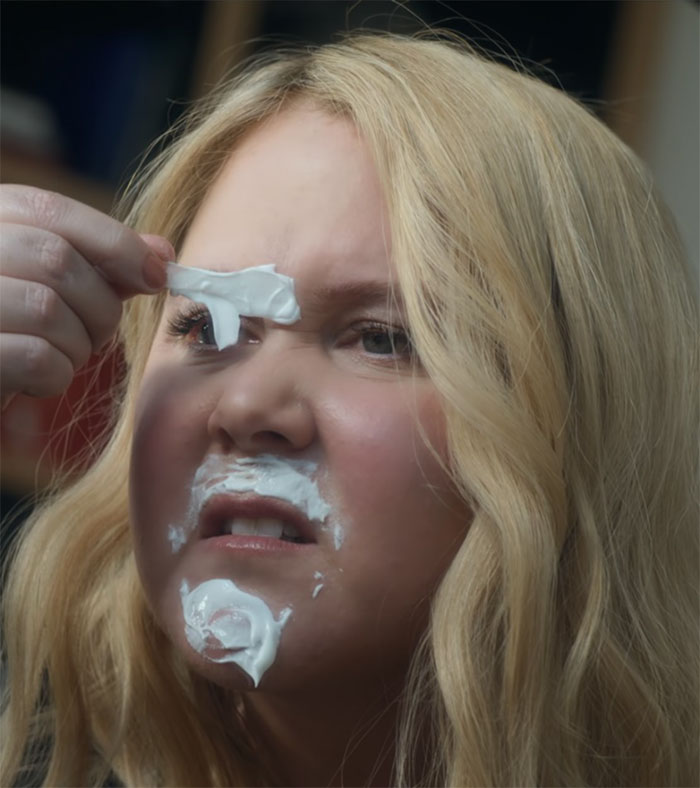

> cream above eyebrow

[{"left": 166, "top": 262, "right": 301, "bottom": 349}]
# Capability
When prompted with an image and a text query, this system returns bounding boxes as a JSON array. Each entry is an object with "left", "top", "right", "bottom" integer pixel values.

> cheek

[
  {"left": 132, "top": 365, "right": 210, "bottom": 458},
  {"left": 297, "top": 380, "right": 465, "bottom": 681},
  {"left": 320, "top": 378, "right": 464, "bottom": 575},
  {"left": 322, "top": 379, "right": 452, "bottom": 514},
  {"left": 129, "top": 365, "right": 213, "bottom": 596}
]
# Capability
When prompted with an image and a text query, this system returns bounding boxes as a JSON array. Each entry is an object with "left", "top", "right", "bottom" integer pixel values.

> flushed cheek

[
  {"left": 323, "top": 381, "right": 451, "bottom": 511},
  {"left": 323, "top": 383, "right": 464, "bottom": 580}
]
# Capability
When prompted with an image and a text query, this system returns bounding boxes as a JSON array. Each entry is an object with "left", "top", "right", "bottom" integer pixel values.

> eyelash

[
  {"left": 166, "top": 305, "right": 215, "bottom": 347},
  {"left": 165, "top": 305, "right": 414, "bottom": 362}
]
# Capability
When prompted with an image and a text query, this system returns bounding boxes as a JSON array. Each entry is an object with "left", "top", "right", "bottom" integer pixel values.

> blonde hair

[{"left": 2, "top": 30, "right": 698, "bottom": 786}]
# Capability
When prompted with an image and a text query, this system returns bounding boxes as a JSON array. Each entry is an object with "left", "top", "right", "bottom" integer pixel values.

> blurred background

[{"left": 1, "top": 0, "right": 698, "bottom": 538}]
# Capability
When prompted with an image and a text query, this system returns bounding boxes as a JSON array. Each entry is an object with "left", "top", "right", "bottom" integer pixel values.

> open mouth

[
  {"left": 200, "top": 494, "right": 317, "bottom": 545},
  {"left": 221, "top": 517, "right": 308, "bottom": 543}
]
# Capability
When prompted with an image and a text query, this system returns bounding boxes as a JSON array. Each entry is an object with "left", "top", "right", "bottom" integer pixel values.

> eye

[
  {"left": 166, "top": 305, "right": 217, "bottom": 348},
  {"left": 345, "top": 321, "right": 414, "bottom": 364},
  {"left": 361, "top": 325, "right": 411, "bottom": 356}
]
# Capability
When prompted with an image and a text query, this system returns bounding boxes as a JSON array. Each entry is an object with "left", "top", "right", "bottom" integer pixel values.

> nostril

[
  {"left": 253, "top": 430, "right": 292, "bottom": 447},
  {"left": 207, "top": 391, "right": 316, "bottom": 453},
  {"left": 212, "top": 427, "right": 235, "bottom": 454}
]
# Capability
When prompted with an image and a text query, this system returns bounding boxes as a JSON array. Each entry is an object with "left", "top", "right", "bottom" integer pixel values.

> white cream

[
  {"left": 180, "top": 578, "right": 291, "bottom": 686},
  {"left": 168, "top": 524, "right": 186, "bottom": 553},
  {"left": 167, "top": 262, "right": 301, "bottom": 350},
  {"left": 166, "top": 454, "right": 341, "bottom": 552},
  {"left": 311, "top": 571, "right": 325, "bottom": 599},
  {"left": 332, "top": 522, "right": 344, "bottom": 550},
  {"left": 193, "top": 454, "right": 331, "bottom": 522}
]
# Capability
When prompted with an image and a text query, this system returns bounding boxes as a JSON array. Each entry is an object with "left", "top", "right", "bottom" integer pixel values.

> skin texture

[{"left": 129, "top": 104, "right": 471, "bottom": 786}]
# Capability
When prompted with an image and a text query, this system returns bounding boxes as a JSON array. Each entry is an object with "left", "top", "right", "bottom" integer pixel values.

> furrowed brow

[{"left": 303, "top": 281, "right": 405, "bottom": 314}]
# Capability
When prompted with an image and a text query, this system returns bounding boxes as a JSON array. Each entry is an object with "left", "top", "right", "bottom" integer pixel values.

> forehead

[{"left": 178, "top": 105, "right": 393, "bottom": 288}]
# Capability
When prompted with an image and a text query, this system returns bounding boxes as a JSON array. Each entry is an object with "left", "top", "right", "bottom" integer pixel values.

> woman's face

[{"left": 130, "top": 104, "right": 469, "bottom": 692}]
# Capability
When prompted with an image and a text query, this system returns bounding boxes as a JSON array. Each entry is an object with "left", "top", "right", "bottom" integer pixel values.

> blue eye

[{"left": 361, "top": 326, "right": 411, "bottom": 356}]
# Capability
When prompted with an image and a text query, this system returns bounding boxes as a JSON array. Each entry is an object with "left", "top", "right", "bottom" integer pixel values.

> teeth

[
  {"left": 227, "top": 517, "right": 256, "bottom": 536},
  {"left": 224, "top": 517, "right": 284, "bottom": 539},
  {"left": 220, "top": 517, "right": 307, "bottom": 542},
  {"left": 258, "top": 518, "right": 284, "bottom": 538},
  {"left": 282, "top": 522, "right": 302, "bottom": 540}
]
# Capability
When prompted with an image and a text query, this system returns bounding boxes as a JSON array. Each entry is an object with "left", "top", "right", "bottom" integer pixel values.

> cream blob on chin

[
  {"left": 166, "top": 261, "right": 301, "bottom": 350},
  {"left": 180, "top": 578, "right": 292, "bottom": 687}
]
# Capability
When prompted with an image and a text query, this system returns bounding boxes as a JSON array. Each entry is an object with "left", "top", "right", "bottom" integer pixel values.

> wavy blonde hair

[{"left": 2, "top": 31, "right": 698, "bottom": 787}]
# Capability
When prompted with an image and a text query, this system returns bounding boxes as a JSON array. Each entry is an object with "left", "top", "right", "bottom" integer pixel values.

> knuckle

[
  {"left": 23, "top": 336, "right": 58, "bottom": 379},
  {"left": 0, "top": 183, "right": 28, "bottom": 218},
  {"left": 36, "top": 233, "right": 73, "bottom": 282},
  {"left": 28, "top": 188, "right": 65, "bottom": 228},
  {"left": 26, "top": 282, "right": 62, "bottom": 329},
  {"left": 102, "top": 222, "right": 127, "bottom": 252}
]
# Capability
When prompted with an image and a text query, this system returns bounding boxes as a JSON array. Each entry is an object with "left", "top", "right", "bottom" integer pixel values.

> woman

[{"left": 1, "top": 31, "right": 698, "bottom": 786}]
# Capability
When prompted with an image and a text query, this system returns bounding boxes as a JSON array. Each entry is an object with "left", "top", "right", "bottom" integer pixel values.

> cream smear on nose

[
  {"left": 167, "top": 455, "right": 343, "bottom": 552},
  {"left": 180, "top": 578, "right": 291, "bottom": 686},
  {"left": 167, "top": 262, "right": 301, "bottom": 350}
]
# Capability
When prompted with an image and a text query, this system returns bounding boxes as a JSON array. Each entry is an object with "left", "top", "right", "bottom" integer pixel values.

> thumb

[{"left": 139, "top": 233, "right": 176, "bottom": 262}]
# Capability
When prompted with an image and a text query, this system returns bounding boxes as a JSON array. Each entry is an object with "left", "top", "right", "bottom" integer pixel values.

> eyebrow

[
  {"left": 302, "top": 280, "right": 405, "bottom": 315},
  {"left": 164, "top": 274, "right": 407, "bottom": 325}
]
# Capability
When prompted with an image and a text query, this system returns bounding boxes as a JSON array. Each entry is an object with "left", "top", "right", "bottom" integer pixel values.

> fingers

[
  {"left": 0, "top": 184, "right": 167, "bottom": 295},
  {"left": 140, "top": 233, "right": 176, "bottom": 263},
  {"left": 0, "top": 277, "right": 93, "bottom": 372},
  {"left": 0, "top": 185, "right": 175, "bottom": 404},
  {"left": 1, "top": 223, "right": 123, "bottom": 352},
  {"left": 0, "top": 333, "right": 74, "bottom": 399}
]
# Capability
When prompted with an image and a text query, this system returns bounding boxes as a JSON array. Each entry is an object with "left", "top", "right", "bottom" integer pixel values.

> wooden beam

[
  {"left": 189, "top": 1, "right": 266, "bottom": 100},
  {"left": 602, "top": 0, "right": 673, "bottom": 154}
]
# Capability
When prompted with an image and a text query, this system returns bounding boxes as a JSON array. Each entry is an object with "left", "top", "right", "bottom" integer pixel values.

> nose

[{"left": 206, "top": 342, "right": 317, "bottom": 455}]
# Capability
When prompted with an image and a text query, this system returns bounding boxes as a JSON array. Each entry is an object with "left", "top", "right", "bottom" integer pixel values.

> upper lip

[{"left": 199, "top": 493, "right": 318, "bottom": 544}]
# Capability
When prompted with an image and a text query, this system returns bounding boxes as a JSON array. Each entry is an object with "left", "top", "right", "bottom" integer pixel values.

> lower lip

[{"left": 200, "top": 534, "right": 316, "bottom": 555}]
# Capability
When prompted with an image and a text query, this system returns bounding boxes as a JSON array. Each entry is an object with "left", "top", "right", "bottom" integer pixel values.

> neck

[{"left": 242, "top": 681, "right": 403, "bottom": 787}]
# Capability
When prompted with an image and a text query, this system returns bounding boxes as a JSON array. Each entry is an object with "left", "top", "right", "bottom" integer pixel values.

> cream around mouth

[{"left": 167, "top": 454, "right": 342, "bottom": 553}]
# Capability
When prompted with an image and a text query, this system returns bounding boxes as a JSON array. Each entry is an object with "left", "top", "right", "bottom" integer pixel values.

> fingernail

[
  {"left": 155, "top": 242, "right": 175, "bottom": 261},
  {"left": 140, "top": 233, "right": 175, "bottom": 261},
  {"left": 143, "top": 253, "right": 167, "bottom": 291}
]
